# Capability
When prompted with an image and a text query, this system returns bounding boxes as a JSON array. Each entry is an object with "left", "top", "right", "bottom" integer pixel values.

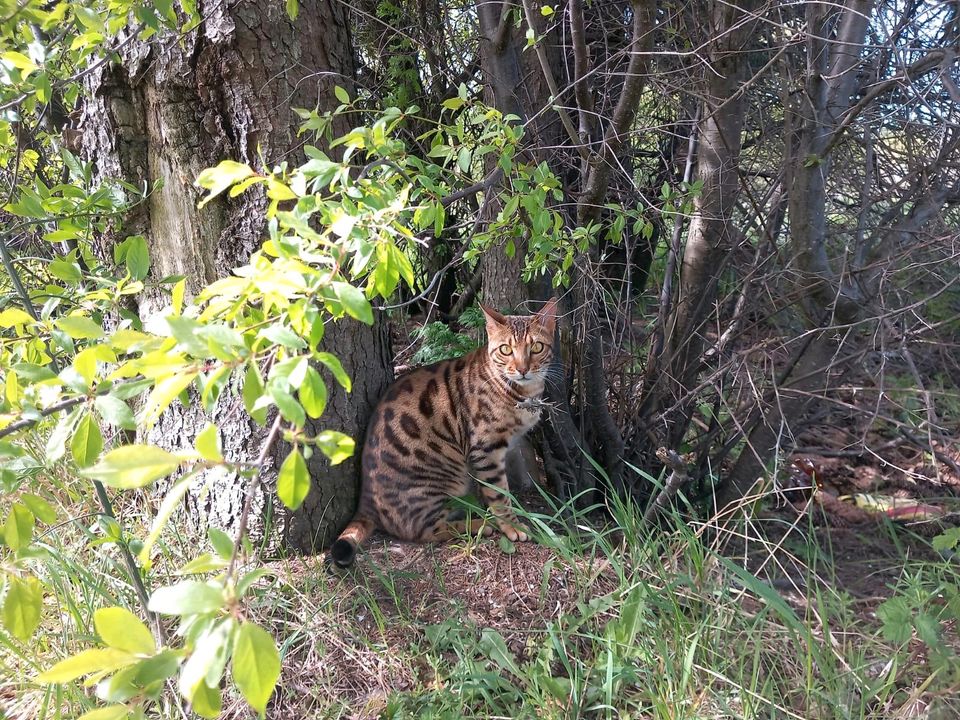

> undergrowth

[{"left": 4, "top": 463, "right": 960, "bottom": 719}]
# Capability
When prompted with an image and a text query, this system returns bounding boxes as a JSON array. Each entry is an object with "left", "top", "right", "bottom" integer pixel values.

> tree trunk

[
  {"left": 661, "top": 0, "right": 757, "bottom": 448},
  {"left": 476, "top": 0, "right": 561, "bottom": 311},
  {"left": 79, "top": 0, "right": 392, "bottom": 553}
]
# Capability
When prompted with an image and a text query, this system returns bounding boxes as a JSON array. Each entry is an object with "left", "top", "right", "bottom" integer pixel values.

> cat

[{"left": 328, "top": 297, "right": 558, "bottom": 568}]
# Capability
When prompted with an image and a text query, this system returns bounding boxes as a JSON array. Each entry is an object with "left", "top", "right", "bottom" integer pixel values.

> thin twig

[
  {"left": 226, "top": 414, "right": 284, "bottom": 582},
  {"left": 0, "top": 378, "right": 148, "bottom": 440},
  {"left": 898, "top": 428, "right": 960, "bottom": 478}
]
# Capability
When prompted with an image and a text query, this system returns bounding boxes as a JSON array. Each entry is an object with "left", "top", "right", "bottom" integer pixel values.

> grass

[{"left": 4, "top": 461, "right": 960, "bottom": 719}]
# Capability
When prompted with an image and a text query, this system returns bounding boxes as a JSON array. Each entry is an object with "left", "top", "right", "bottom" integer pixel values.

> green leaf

[
  {"left": 49, "top": 258, "right": 82, "bottom": 283},
  {"left": 3, "top": 575, "right": 42, "bottom": 641},
  {"left": 236, "top": 569, "right": 273, "bottom": 598},
  {"left": 2, "top": 51, "right": 37, "bottom": 73},
  {"left": 36, "top": 648, "right": 136, "bottom": 683},
  {"left": 260, "top": 324, "right": 307, "bottom": 350},
  {"left": 111, "top": 378, "right": 153, "bottom": 400},
  {"left": 277, "top": 447, "right": 310, "bottom": 510},
  {"left": 498, "top": 535, "right": 516, "bottom": 555},
  {"left": 334, "top": 85, "right": 350, "bottom": 104},
  {"left": 179, "top": 620, "right": 234, "bottom": 706},
  {"left": 133, "top": 650, "right": 179, "bottom": 686},
  {"left": 171, "top": 278, "right": 186, "bottom": 315},
  {"left": 176, "top": 553, "right": 229, "bottom": 575},
  {"left": 932, "top": 527, "right": 960, "bottom": 553},
  {"left": 74, "top": 5, "right": 105, "bottom": 31},
  {"left": 243, "top": 363, "right": 268, "bottom": 426},
  {"left": 198, "top": 324, "right": 245, "bottom": 352},
  {"left": 270, "top": 356, "right": 308, "bottom": 389},
  {"left": 231, "top": 622, "right": 281, "bottom": 713},
  {"left": 71, "top": 413, "right": 103, "bottom": 468},
  {"left": 208, "top": 528, "right": 234, "bottom": 560},
  {"left": 315, "top": 430, "right": 355, "bottom": 465},
  {"left": 877, "top": 597, "right": 913, "bottom": 644},
  {"left": 142, "top": 372, "right": 197, "bottom": 426},
  {"left": 96, "top": 663, "right": 141, "bottom": 703},
  {"left": 191, "top": 680, "right": 222, "bottom": 718},
  {"left": 441, "top": 97, "right": 465, "bottom": 111},
  {"left": 148, "top": 581, "right": 225, "bottom": 616},
  {"left": 298, "top": 366, "right": 328, "bottom": 418},
  {"left": 478, "top": 629, "right": 520, "bottom": 676},
  {"left": 612, "top": 586, "right": 645, "bottom": 646},
  {"left": 94, "top": 395, "right": 137, "bottom": 430},
  {"left": 163, "top": 316, "right": 208, "bottom": 356},
  {"left": 195, "top": 161, "right": 256, "bottom": 208},
  {"left": 81, "top": 445, "right": 181, "bottom": 489},
  {"left": 73, "top": 347, "right": 98, "bottom": 385},
  {"left": 271, "top": 386, "right": 305, "bottom": 427},
  {"left": 457, "top": 146, "right": 472, "bottom": 173},
  {"left": 0, "top": 308, "right": 35, "bottom": 327},
  {"left": 4, "top": 503, "right": 34, "bottom": 551},
  {"left": 195, "top": 423, "right": 222, "bottom": 462},
  {"left": 46, "top": 408, "right": 78, "bottom": 463},
  {"left": 914, "top": 612, "right": 940, "bottom": 648},
  {"left": 20, "top": 494, "right": 57, "bottom": 524},
  {"left": 124, "top": 235, "right": 150, "bottom": 280},
  {"left": 392, "top": 245, "right": 415, "bottom": 289},
  {"left": 13, "top": 362, "right": 57, "bottom": 382},
  {"left": 77, "top": 705, "right": 130, "bottom": 720},
  {"left": 94, "top": 607, "right": 156, "bottom": 655},
  {"left": 285, "top": 0, "right": 298, "bottom": 21},
  {"left": 332, "top": 282, "right": 373, "bottom": 324},
  {"left": 316, "top": 352, "right": 352, "bottom": 392},
  {"left": 56, "top": 314, "right": 104, "bottom": 340}
]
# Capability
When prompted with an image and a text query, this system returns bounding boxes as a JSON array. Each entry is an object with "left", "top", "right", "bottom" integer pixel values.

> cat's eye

[
  {"left": 498, "top": 344, "right": 513, "bottom": 356},
  {"left": 531, "top": 341, "right": 545, "bottom": 354}
]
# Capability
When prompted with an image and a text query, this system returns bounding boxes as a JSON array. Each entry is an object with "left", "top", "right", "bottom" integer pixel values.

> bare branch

[
  {"left": 520, "top": 0, "right": 590, "bottom": 162},
  {"left": 578, "top": 0, "right": 656, "bottom": 224}
]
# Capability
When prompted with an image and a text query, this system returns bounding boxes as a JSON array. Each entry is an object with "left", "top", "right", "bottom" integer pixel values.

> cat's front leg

[{"left": 469, "top": 445, "right": 530, "bottom": 542}]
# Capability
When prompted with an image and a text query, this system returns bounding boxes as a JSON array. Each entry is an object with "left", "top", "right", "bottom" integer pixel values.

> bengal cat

[{"left": 328, "top": 298, "right": 558, "bottom": 567}]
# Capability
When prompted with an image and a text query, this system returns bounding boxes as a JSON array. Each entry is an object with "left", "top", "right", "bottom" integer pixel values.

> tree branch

[
  {"left": 520, "top": 0, "right": 590, "bottom": 162},
  {"left": 226, "top": 414, "right": 284, "bottom": 581},
  {"left": 578, "top": 0, "right": 656, "bottom": 223}
]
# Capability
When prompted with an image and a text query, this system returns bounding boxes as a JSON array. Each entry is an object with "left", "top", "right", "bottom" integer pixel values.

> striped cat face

[{"left": 480, "top": 298, "right": 558, "bottom": 386}]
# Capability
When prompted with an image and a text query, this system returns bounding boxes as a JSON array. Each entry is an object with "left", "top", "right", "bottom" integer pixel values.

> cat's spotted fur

[{"left": 328, "top": 298, "right": 558, "bottom": 567}]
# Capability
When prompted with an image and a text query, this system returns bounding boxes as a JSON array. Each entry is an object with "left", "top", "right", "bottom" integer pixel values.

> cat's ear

[
  {"left": 534, "top": 297, "right": 559, "bottom": 329},
  {"left": 480, "top": 302, "right": 507, "bottom": 328}
]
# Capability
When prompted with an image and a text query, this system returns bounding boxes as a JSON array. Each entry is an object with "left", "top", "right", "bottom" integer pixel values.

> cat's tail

[{"left": 328, "top": 514, "right": 374, "bottom": 568}]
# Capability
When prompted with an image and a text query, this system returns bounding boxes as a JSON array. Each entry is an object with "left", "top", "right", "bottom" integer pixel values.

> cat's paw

[{"left": 499, "top": 521, "right": 529, "bottom": 543}]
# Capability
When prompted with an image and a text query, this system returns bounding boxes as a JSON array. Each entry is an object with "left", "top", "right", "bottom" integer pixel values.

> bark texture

[{"left": 80, "top": 0, "right": 392, "bottom": 553}]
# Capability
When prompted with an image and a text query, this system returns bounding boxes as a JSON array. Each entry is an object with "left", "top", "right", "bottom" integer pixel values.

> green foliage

[
  {"left": 0, "top": 0, "right": 636, "bottom": 712},
  {"left": 0, "top": 31, "right": 593, "bottom": 712},
  {"left": 876, "top": 569, "right": 960, "bottom": 671},
  {"left": 411, "top": 307, "right": 485, "bottom": 365}
]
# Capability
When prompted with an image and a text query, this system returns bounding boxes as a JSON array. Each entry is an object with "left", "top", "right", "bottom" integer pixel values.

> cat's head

[{"left": 479, "top": 297, "right": 558, "bottom": 387}]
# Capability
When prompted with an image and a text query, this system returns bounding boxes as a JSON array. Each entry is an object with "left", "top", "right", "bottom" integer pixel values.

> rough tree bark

[{"left": 79, "top": 0, "right": 393, "bottom": 552}]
